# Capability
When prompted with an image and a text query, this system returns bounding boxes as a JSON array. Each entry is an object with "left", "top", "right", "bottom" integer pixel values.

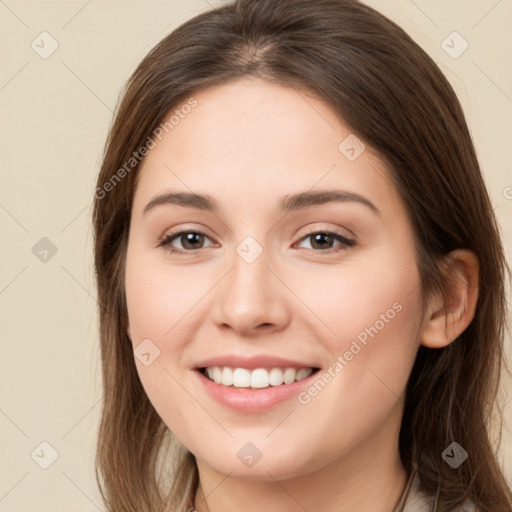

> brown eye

[
  {"left": 177, "top": 232, "right": 206, "bottom": 250},
  {"left": 158, "top": 231, "right": 214, "bottom": 253},
  {"left": 308, "top": 233, "right": 336, "bottom": 250},
  {"left": 296, "top": 230, "right": 355, "bottom": 252}
]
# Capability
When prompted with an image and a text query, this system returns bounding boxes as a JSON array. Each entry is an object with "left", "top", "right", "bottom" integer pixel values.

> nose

[{"left": 210, "top": 243, "right": 291, "bottom": 336}]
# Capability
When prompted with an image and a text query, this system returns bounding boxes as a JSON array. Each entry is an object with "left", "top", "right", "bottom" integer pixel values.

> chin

[{"left": 195, "top": 442, "right": 322, "bottom": 482}]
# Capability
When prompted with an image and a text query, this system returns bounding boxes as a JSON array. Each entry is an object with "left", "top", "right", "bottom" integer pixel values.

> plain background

[{"left": 1, "top": 0, "right": 511, "bottom": 510}]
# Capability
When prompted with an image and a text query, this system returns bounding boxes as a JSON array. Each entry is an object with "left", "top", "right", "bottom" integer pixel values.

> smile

[{"left": 202, "top": 366, "right": 317, "bottom": 389}]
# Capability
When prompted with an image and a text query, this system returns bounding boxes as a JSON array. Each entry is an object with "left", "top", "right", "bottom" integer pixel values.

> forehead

[{"left": 133, "top": 77, "right": 400, "bottom": 216}]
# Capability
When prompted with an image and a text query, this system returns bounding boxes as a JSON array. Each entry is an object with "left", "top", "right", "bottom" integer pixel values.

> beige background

[{"left": 1, "top": 0, "right": 511, "bottom": 510}]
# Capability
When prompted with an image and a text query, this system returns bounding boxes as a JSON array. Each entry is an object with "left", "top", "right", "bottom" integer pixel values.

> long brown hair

[{"left": 92, "top": 0, "right": 512, "bottom": 510}]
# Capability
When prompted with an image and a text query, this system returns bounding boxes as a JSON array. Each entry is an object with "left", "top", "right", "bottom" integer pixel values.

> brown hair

[{"left": 92, "top": 0, "right": 512, "bottom": 510}]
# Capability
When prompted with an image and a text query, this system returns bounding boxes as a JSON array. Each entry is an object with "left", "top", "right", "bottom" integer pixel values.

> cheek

[
  {"left": 125, "top": 248, "right": 211, "bottom": 346},
  {"left": 292, "top": 249, "right": 423, "bottom": 403},
  {"left": 281, "top": 259, "right": 422, "bottom": 465},
  {"left": 293, "top": 253, "right": 422, "bottom": 347},
  {"left": 124, "top": 247, "right": 207, "bottom": 443}
]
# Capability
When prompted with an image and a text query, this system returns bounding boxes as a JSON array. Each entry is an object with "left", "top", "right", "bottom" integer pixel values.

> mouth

[{"left": 198, "top": 366, "right": 321, "bottom": 389}]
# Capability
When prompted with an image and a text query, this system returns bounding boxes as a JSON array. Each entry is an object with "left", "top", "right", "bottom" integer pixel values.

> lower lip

[{"left": 194, "top": 369, "right": 319, "bottom": 413}]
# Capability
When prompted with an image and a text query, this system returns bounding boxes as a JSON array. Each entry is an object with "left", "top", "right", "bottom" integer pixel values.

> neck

[{"left": 193, "top": 405, "right": 408, "bottom": 512}]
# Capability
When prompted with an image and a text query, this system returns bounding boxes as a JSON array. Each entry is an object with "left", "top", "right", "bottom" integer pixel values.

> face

[{"left": 125, "top": 77, "right": 424, "bottom": 480}]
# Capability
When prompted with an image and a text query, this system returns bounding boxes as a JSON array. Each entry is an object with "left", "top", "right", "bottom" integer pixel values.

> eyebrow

[{"left": 142, "top": 189, "right": 380, "bottom": 216}]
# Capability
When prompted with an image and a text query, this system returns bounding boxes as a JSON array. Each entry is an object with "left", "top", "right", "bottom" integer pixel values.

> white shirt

[{"left": 392, "top": 468, "right": 478, "bottom": 511}]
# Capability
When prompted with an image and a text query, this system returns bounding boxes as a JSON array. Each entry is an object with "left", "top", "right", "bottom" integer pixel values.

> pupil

[
  {"left": 183, "top": 233, "right": 203, "bottom": 250},
  {"left": 312, "top": 233, "right": 332, "bottom": 249}
]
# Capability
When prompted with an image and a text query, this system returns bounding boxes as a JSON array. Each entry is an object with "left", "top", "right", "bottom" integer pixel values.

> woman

[{"left": 92, "top": 0, "right": 512, "bottom": 510}]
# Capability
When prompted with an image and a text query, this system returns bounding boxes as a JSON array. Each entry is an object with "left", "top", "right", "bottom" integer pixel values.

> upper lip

[{"left": 194, "top": 354, "right": 320, "bottom": 370}]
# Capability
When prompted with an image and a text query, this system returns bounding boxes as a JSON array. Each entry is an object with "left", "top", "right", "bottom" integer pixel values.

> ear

[{"left": 420, "top": 249, "right": 479, "bottom": 348}]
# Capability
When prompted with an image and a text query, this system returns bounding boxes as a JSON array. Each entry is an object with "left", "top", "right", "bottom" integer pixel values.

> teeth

[
  {"left": 221, "top": 367, "right": 233, "bottom": 386},
  {"left": 296, "top": 368, "right": 313, "bottom": 381},
  {"left": 250, "top": 368, "right": 269, "bottom": 389},
  {"left": 283, "top": 368, "right": 296, "bottom": 384},
  {"left": 203, "top": 366, "right": 314, "bottom": 388},
  {"left": 212, "top": 367, "right": 222, "bottom": 384},
  {"left": 233, "top": 368, "right": 251, "bottom": 388},
  {"left": 269, "top": 368, "right": 283, "bottom": 386}
]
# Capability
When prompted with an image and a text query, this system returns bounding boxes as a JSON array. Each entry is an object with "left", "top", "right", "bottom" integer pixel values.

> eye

[
  {"left": 157, "top": 230, "right": 215, "bottom": 254},
  {"left": 295, "top": 229, "right": 355, "bottom": 253},
  {"left": 157, "top": 228, "right": 355, "bottom": 255}
]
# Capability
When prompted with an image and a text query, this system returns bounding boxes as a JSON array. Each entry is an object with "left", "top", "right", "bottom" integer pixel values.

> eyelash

[{"left": 157, "top": 228, "right": 355, "bottom": 255}]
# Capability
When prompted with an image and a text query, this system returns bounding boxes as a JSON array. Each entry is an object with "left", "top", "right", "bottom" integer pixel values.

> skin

[{"left": 125, "top": 77, "right": 479, "bottom": 512}]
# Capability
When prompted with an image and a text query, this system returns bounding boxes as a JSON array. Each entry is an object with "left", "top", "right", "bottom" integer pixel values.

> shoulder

[
  {"left": 404, "top": 490, "right": 479, "bottom": 511},
  {"left": 455, "top": 499, "right": 481, "bottom": 512},
  {"left": 398, "top": 471, "right": 481, "bottom": 512}
]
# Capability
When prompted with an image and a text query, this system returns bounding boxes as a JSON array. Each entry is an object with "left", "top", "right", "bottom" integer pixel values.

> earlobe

[{"left": 420, "top": 249, "right": 479, "bottom": 349}]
